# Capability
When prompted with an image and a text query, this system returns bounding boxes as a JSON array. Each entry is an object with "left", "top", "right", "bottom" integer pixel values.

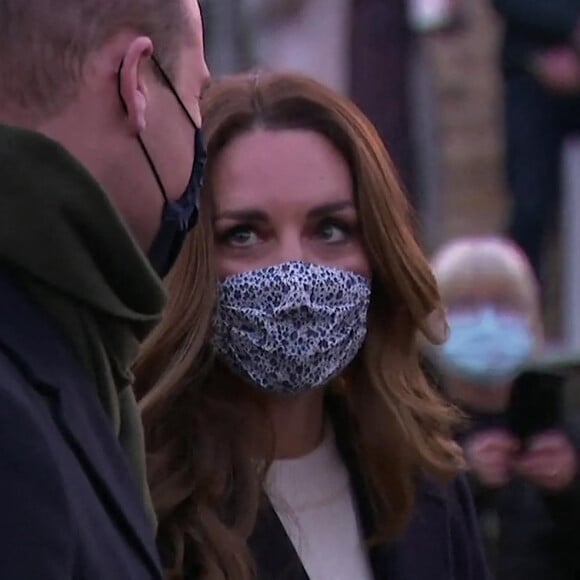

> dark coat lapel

[
  {"left": 0, "top": 271, "right": 160, "bottom": 576},
  {"left": 249, "top": 396, "right": 394, "bottom": 580},
  {"left": 328, "top": 395, "right": 453, "bottom": 580},
  {"left": 327, "top": 395, "right": 399, "bottom": 580},
  {"left": 248, "top": 395, "right": 456, "bottom": 580},
  {"left": 249, "top": 498, "right": 310, "bottom": 580}
]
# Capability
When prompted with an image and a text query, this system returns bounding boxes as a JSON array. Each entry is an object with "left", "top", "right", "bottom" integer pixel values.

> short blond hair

[{"left": 431, "top": 236, "right": 541, "bottom": 333}]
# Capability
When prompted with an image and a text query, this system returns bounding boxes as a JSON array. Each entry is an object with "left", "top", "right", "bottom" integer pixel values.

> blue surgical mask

[{"left": 440, "top": 307, "right": 534, "bottom": 385}]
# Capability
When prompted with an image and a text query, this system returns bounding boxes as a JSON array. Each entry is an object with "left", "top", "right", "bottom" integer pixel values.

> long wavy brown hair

[{"left": 134, "top": 72, "right": 463, "bottom": 580}]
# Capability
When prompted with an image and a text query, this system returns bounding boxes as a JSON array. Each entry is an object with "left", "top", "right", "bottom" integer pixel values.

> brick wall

[
  {"left": 423, "top": 1, "right": 562, "bottom": 336},
  {"left": 425, "top": 0, "right": 507, "bottom": 240}
]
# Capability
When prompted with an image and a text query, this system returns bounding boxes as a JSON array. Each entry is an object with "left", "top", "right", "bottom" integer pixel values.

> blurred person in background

[
  {"left": 134, "top": 72, "right": 489, "bottom": 580},
  {"left": 350, "top": 0, "right": 417, "bottom": 202},
  {"left": 249, "top": 0, "right": 350, "bottom": 94},
  {"left": 0, "top": 0, "right": 208, "bottom": 577},
  {"left": 202, "top": 0, "right": 348, "bottom": 90},
  {"left": 492, "top": 0, "right": 580, "bottom": 279},
  {"left": 200, "top": 0, "right": 253, "bottom": 74},
  {"left": 430, "top": 236, "right": 580, "bottom": 580}
]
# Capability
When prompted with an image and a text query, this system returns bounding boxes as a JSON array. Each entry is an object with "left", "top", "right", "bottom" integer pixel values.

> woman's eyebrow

[
  {"left": 214, "top": 208, "right": 269, "bottom": 222},
  {"left": 307, "top": 201, "right": 355, "bottom": 219}
]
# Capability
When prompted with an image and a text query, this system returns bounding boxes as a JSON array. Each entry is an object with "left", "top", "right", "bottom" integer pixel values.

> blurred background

[
  {"left": 199, "top": 0, "right": 580, "bottom": 349},
  {"left": 200, "top": 4, "right": 580, "bottom": 576}
]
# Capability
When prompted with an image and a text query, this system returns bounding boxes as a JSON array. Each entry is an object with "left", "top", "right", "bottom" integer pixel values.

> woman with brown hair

[{"left": 134, "top": 72, "right": 489, "bottom": 580}]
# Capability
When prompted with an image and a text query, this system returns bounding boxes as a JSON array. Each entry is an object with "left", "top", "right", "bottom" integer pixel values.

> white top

[{"left": 265, "top": 424, "right": 373, "bottom": 580}]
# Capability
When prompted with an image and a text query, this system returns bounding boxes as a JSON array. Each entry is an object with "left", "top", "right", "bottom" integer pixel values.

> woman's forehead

[{"left": 212, "top": 128, "right": 353, "bottom": 213}]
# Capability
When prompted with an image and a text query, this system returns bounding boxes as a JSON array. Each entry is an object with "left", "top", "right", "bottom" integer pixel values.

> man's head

[{"left": 0, "top": 0, "right": 210, "bottom": 254}]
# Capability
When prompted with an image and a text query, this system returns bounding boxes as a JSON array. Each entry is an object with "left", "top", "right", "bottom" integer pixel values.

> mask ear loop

[
  {"left": 117, "top": 58, "right": 169, "bottom": 202},
  {"left": 150, "top": 55, "right": 200, "bottom": 129}
]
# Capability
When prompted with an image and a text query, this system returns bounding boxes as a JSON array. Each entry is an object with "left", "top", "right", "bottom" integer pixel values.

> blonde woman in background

[{"left": 430, "top": 236, "right": 580, "bottom": 580}]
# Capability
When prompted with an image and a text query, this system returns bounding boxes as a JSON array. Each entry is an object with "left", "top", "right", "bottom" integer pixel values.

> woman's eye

[
  {"left": 223, "top": 226, "right": 260, "bottom": 247},
  {"left": 317, "top": 221, "right": 351, "bottom": 243}
]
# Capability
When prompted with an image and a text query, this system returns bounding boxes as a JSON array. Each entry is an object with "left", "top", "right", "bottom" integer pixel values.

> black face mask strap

[
  {"left": 136, "top": 136, "right": 168, "bottom": 202},
  {"left": 150, "top": 55, "right": 199, "bottom": 130},
  {"left": 117, "top": 60, "right": 169, "bottom": 203}
]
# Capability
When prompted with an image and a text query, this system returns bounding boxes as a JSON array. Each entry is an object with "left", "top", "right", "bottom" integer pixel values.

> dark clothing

[
  {"left": 183, "top": 398, "right": 490, "bottom": 580},
  {"left": 0, "top": 124, "right": 166, "bottom": 526},
  {"left": 249, "top": 476, "right": 489, "bottom": 580},
  {"left": 492, "top": 0, "right": 580, "bottom": 276},
  {"left": 505, "top": 73, "right": 580, "bottom": 276},
  {"left": 0, "top": 124, "right": 166, "bottom": 576},
  {"left": 350, "top": 0, "right": 416, "bottom": 203},
  {"left": 0, "top": 271, "right": 162, "bottom": 578},
  {"left": 493, "top": 0, "right": 580, "bottom": 75},
  {"left": 493, "top": 478, "right": 580, "bottom": 580},
  {"left": 461, "top": 412, "right": 580, "bottom": 580}
]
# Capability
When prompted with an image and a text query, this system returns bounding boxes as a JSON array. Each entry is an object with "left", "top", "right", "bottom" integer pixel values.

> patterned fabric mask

[
  {"left": 440, "top": 306, "right": 534, "bottom": 385},
  {"left": 212, "top": 261, "right": 371, "bottom": 394}
]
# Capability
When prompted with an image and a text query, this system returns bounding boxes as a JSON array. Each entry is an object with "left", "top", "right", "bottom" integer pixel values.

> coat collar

[
  {"left": 0, "top": 270, "right": 161, "bottom": 577},
  {"left": 249, "top": 396, "right": 450, "bottom": 580}
]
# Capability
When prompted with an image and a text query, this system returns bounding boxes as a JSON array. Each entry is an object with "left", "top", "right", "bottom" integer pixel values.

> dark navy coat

[
  {"left": 248, "top": 476, "right": 490, "bottom": 580},
  {"left": 183, "top": 395, "right": 491, "bottom": 580},
  {"left": 249, "top": 439, "right": 490, "bottom": 580},
  {"left": 0, "top": 271, "right": 162, "bottom": 579}
]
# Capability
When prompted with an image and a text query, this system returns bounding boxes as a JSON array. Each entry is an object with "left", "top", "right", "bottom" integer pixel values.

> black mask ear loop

[
  {"left": 150, "top": 55, "right": 200, "bottom": 129},
  {"left": 117, "top": 59, "right": 168, "bottom": 202}
]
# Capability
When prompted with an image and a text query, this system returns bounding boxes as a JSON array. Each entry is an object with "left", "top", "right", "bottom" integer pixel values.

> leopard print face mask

[{"left": 212, "top": 261, "right": 371, "bottom": 395}]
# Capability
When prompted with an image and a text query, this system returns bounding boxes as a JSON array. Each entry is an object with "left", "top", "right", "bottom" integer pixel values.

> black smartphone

[{"left": 507, "top": 370, "right": 564, "bottom": 443}]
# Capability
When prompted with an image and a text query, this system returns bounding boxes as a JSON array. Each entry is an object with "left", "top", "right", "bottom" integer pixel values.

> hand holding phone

[
  {"left": 464, "top": 430, "right": 520, "bottom": 488},
  {"left": 506, "top": 371, "right": 577, "bottom": 490},
  {"left": 514, "top": 432, "right": 578, "bottom": 491}
]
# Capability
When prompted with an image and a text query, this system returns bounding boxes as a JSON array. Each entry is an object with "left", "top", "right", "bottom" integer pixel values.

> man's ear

[{"left": 118, "top": 37, "right": 154, "bottom": 134}]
